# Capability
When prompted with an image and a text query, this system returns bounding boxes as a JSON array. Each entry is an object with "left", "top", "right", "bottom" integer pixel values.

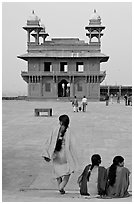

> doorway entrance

[{"left": 58, "top": 79, "right": 70, "bottom": 97}]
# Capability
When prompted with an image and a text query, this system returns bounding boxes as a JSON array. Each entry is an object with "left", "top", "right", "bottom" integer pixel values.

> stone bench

[{"left": 34, "top": 108, "right": 52, "bottom": 116}]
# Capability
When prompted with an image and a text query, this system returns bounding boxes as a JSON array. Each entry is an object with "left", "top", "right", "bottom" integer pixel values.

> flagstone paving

[{"left": 2, "top": 100, "right": 132, "bottom": 201}]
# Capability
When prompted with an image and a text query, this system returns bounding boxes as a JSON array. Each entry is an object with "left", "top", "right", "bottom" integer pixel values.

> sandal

[{"left": 59, "top": 189, "right": 65, "bottom": 194}]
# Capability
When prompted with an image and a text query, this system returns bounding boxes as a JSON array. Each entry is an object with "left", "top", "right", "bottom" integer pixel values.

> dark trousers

[
  {"left": 82, "top": 103, "right": 87, "bottom": 112},
  {"left": 106, "top": 100, "right": 109, "bottom": 106}
]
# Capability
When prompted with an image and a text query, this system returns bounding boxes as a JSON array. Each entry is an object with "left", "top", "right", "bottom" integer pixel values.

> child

[{"left": 72, "top": 96, "right": 79, "bottom": 112}]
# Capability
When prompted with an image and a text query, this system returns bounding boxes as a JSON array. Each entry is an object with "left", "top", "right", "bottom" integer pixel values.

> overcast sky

[{"left": 2, "top": 2, "right": 132, "bottom": 96}]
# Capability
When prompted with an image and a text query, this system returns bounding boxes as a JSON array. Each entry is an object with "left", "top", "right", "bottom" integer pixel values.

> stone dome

[
  {"left": 89, "top": 9, "right": 101, "bottom": 20},
  {"left": 28, "top": 10, "right": 40, "bottom": 21}
]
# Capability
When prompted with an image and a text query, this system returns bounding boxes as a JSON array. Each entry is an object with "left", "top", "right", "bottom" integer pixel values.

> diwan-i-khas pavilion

[{"left": 18, "top": 10, "right": 109, "bottom": 100}]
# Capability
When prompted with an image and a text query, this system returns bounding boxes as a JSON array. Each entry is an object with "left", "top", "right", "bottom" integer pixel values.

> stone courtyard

[{"left": 2, "top": 99, "right": 132, "bottom": 202}]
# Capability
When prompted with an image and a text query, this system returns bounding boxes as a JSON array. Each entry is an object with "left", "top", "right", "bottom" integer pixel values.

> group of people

[
  {"left": 105, "top": 93, "right": 132, "bottom": 106},
  {"left": 124, "top": 94, "right": 132, "bottom": 106},
  {"left": 42, "top": 114, "right": 130, "bottom": 198},
  {"left": 78, "top": 154, "right": 130, "bottom": 198},
  {"left": 72, "top": 96, "right": 88, "bottom": 112}
]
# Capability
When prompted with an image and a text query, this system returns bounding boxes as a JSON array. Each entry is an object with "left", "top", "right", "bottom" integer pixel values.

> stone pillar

[
  {"left": 28, "top": 76, "right": 30, "bottom": 97},
  {"left": 98, "top": 76, "right": 100, "bottom": 84},
  {"left": 89, "top": 29, "right": 91, "bottom": 43},
  {"left": 95, "top": 76, "right": 97, "bottom": 83},
  {"left": 85, "top": 76, "right": 88, "bottom": 97},
  {"left": 108, "top": 86, "right": 110, "bottom": 95},
  {"left": 97, "top": 83, "right": 100, "bottom": 99},
  {"left": 86, "top": 82, "right": 89, "bottom": 98},
  {"left": 38, "top": 76, "right": 40, "bottom": 83},
  {"left": 98, "top": 28, "right": 101, "bottom": 43},
  {"left": 89, "top": 76, "right": 91, "bottom": 83},
  {"left": 70, "top": 83, "right": 74, "bottom": 98},
  {"left": 52, "top": 75, "right": 57, "bottom": 97},
  {"left": 54, "top": 82, "right": 58, "bottom": 97},
  {"left": 37, "top": 30, "right": 39, "bottom": 44},
  {"left": 97, "top": 76, "right": 99, "bottom": 83},
  {"left": 70, "top": 76, "right": 74, "bottom": 97},
  {"left": 40, "top": 76, "right": 43, "bottom": 97},
  {"left": 27, "top": 31, "right": 30, "bottom": 43},
  {"left": 91, "top": 75, "right": 93, "bottom": 83},
  {"left": 43, "top": 36, "right": 45, "bottom": 44},
  {"left": 119, "top": 86, "right": 121, "bottom": 96}
]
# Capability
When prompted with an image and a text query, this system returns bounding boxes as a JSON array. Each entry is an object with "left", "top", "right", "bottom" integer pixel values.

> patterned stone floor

[{"left": 2, "top": 100, "right": 132, "bottom": 202}]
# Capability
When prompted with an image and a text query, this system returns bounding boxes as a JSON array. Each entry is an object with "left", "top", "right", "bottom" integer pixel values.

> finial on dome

[
  {"left": 27, "top": 10, "right": 40, "bottom": 25},
  {"left": 89, "top": 9, "right": 101, "bottom": 22}
]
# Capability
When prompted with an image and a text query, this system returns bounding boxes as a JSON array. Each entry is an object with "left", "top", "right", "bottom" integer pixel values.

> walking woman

[
  {"left": 77, "top": 154, "right": 107, "bottom": 197},
  {"left": 106, "top": 156, "right": 130, "bottom": 198},
  {"left": 42, "top": 114, "right": 78, "bottom": 194}
]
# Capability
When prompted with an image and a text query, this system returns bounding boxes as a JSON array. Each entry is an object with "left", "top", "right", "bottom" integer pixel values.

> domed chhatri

[
  {"left": 89, "top": 9, "right": 101, "bottom": 20},
  {"left": 85, "top": 9, "right": 105, "bottom": 43},
  {"left": 22, "top": 10, "right": 49, "bottom": 44},
  {"left": 89, "top": 9, "right": 101, "bottom": 25},
  {"left": 27, "top": 10, "right": 40, "bottom": 26},
  {"left": 28, "top": 10, "right": 39, "bottom": 21}
]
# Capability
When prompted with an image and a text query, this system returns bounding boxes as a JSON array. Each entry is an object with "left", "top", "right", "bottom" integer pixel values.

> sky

[{"left": 2, "top": 1, "right": 132, "bottom": 96}]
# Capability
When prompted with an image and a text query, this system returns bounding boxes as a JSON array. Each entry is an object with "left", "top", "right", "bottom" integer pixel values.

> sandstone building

[{"left": 18, "top": 10, "right": 109, "bottom": 100}]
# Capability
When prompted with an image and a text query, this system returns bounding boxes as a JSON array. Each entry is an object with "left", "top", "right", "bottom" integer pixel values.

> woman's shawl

[
  {"left": 106, "top": 167, "right": 130, "bottom": 198},
  {"left": 77, "top": 165, "right": 107, "bottom": 196},
  {"left": 78, "top": 165, "right": 91, "bottom": 195},
  {"left": 42, "top": 126, "right": 59, "bottom": 160},
  {"left": 98, "top": 166, "right": 107, "bottom": 195},
  {"left": 42, "top": 126, "right": 78, "bottom": 171}
]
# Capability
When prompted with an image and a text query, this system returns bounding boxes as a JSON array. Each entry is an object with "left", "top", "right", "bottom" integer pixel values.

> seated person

[
  {"left": 106, "top": 155, "right": 130, "bottom": 198},
  {"left": 77, "top": 154, "right": 107, "bottom": 196}
]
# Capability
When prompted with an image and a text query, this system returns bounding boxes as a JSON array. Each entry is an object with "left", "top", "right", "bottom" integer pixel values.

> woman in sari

[
  {"left": 77, "top": 154, "right": 107, "bottom": 197},
  {"left": 106, "top": 156, "right": 130, "bottom": 198},
  {"left": 42, "top": 114, "right": 78, "bottom": 194}
]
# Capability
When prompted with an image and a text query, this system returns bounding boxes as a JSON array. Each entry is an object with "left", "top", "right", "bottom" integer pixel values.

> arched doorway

[{"left": 58, "top": 79, "right": 70, "bottom": 97}]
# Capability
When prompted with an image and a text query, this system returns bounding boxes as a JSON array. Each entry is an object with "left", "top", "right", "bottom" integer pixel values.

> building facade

[{"left": 18, "top": 10, "right": 109, "bottom": 100}]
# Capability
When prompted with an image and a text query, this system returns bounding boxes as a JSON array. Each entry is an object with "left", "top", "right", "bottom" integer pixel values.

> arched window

[{"left": 91, "top": 36, "right": 98, "bottom": 42}]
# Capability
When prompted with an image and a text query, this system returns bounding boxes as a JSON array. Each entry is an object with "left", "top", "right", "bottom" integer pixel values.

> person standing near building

[
  {"left": 124, "top": 94, "right": 128, "bottom": 106},
  {"left": 127, "top": 94, "right": 132, "bottom": 106},
  {"left": 42, "top": 114, "right": 78, "bottom": 194},
  {"left": 72, "top": 96, "right": 79, "bottom": 112},
  {"left": 81, "top": 96, "right": 88, "bottom": 112},
  {"left": 117, "top": 92, "right": 120, "bottom": 104},
  {"left": 110, "top": 94, "right": 114, "bottom": 104},
  {"left": 105, "top": 93, "right": 109, "bottom": 106}
]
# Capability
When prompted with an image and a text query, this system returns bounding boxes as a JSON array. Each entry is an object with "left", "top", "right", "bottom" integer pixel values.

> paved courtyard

[{"left": 2, "top": 100, "right": 132, "bottom": 202}]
